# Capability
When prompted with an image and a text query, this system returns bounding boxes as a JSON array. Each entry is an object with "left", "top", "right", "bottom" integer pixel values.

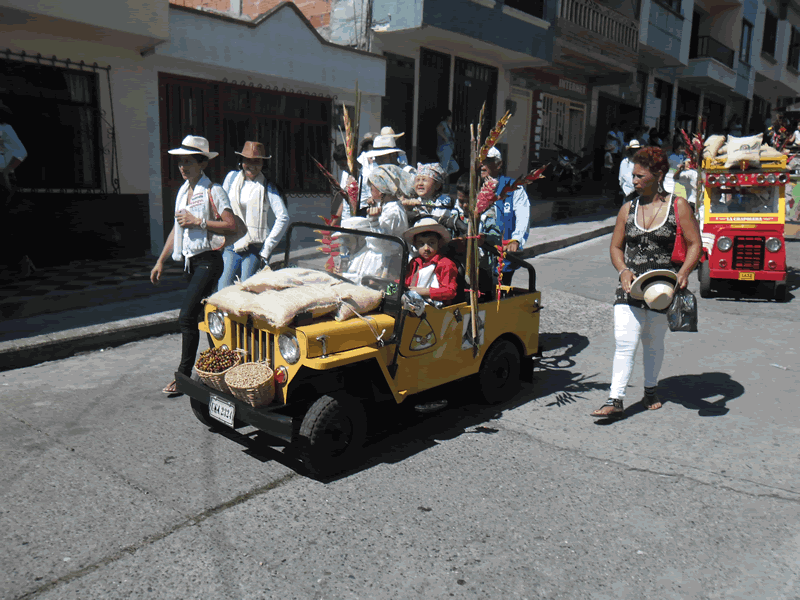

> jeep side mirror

[{"left": 401, "top": 290, "right": 426, "bottom": 316}]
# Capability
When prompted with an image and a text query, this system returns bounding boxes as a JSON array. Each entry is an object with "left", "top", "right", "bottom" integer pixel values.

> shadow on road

[{"left": 649, "top": 372, "right": 744, "bottom": 417}]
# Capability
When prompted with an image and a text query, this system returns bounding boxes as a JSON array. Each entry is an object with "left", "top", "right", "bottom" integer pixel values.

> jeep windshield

[{"left": 282, "top": 222, "right": 409, "bottom": 312}]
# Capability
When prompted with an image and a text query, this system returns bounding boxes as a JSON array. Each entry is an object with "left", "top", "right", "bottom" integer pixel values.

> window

[
  {"left": 160, "top": 74, "right": 331, "bottom": 195},
  {"left": 762, "top": 10, "right": 778, "bottom": 57},
  {"left": 0, "top": 58, "right": 103, "bottom": 190},
  {"left": 540, "top": 94, "right": 585, "bottom": 153},
  {"left": 790, "top": 27, "right": 800, "bottom": 71},
  {"left": 740, "top": 19, "right": 753, "bottom": 64}
]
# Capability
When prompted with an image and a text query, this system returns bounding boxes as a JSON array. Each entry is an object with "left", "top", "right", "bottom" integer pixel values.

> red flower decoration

[{"left": 476, "top": 177, "right": 498, "bottom": 215}]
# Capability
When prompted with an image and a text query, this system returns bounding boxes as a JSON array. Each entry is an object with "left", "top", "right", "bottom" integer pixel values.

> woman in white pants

[{"left": 592, "top": 146, "right": 701, "bottom": 418}]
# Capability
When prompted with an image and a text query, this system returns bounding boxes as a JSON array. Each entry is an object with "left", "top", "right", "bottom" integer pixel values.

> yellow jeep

[{"left": 175, "top": 222, "right": 541, "bottom": 475}]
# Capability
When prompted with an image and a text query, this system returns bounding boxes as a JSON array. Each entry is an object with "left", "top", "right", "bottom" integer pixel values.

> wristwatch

[{"left": 199, "top": 218, "right": 207, "bottom": 230}]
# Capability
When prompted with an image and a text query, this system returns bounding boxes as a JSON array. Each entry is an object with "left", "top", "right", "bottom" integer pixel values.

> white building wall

[{"left": 1, "top": 3, "right": 385, "bottom": 256}]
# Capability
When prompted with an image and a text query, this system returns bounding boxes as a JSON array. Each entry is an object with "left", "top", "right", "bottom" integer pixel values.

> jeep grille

[
  {"left": 732, "top": 236, "right": 764, "bottom": 270},
  {"left": 232, "top": 321, "right": 272, "bottom": 364}
]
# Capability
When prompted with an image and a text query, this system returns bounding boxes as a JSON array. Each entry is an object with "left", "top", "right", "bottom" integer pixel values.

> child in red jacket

[{"left": 403, "top": 217, "right": 458, "bottom": 304}]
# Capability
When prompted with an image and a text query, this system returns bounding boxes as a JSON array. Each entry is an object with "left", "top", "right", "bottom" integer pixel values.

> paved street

[{"left": 2, "top": 238, "right": 799, "bottom": 600}]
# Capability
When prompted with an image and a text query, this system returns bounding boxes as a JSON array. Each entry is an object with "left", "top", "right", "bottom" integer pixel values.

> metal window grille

[
  {"left": 1, "top": 49, "right": 119, "bottom": 194},
  {"left": 540, "top": 94, "right": 585, "bottom": 154}
]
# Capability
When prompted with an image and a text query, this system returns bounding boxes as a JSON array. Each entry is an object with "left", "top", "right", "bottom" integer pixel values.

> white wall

[{"left": 0, "top": 0, "right": 169, "bottom": 44}]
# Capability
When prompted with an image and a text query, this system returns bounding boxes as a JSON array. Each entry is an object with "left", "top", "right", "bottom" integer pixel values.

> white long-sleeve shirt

[
  {"left": 619, "top": 158, "right": 634, "bottom": 197},
  {"left": 223, "top": 170, "right": 289, "bottom": 259}
]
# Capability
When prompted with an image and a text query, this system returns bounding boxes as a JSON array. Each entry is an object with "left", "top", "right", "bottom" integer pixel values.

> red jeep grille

[{"left": 732, "top": 236, "right": 764, "bottom": 270}]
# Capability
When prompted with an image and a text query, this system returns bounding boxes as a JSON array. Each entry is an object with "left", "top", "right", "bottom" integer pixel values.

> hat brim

[
  {"left": 630, "top": 269, "right": 677, "bottom": 300},
  {"left": 403, "top": 222, "right": 452, "bottom": 246},
  {"left": 366, "top": 148, "right": 406, "bottom": 159},
  {"left": 236, "top": 151, "right": 272, "bottom": 159},
  {"left": 168, "top": 149, "right": 219, "bottom": 159}
]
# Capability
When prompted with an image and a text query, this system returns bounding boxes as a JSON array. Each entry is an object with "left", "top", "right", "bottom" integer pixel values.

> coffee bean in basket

[{"left": 195, "top": 347, "right": 239, "bottom": 373}]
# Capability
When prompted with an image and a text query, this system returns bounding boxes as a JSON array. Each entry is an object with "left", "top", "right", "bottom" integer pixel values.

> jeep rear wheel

[
  {"left": 298, "top": 395, "right": 367, "bottom": 476},
  {"left": 478, "top": 339, "right": 521, "bottom": 404}
]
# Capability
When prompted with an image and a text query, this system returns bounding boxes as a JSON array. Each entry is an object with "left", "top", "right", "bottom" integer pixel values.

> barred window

[
  {"left": 0, "top": 58, "right": 102, "bottom": 190},
  {"left": 159, "top": 74, "right": 331, "bottom": 195}
]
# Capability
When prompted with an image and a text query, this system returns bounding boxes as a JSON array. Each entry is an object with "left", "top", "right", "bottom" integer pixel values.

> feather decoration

[
  {"left": 311, "top": 155, "right": 346, "bottom": 196},
  {"left": 342, "top": 104, "right": 356, "bottom": 178},
  {"left": 475, "top": 177, "right": 498, "bottom": 215},
  {"left": 495, "top": 165, "right": 550, "bottom": 203},
  {"left": 478, "top": 111, "right": 512, "bottom": 163}
]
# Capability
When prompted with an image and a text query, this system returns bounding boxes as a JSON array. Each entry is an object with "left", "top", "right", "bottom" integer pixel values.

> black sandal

[{"left": 590, "top": 398, "right": 624, "bottom": 419}]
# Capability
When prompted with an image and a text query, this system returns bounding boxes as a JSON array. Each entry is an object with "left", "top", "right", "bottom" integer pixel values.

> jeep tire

[
  {"left": 298, "top": 394, "right": 367, "bottom": 476},
  {"left": 478, "top": 338, "right": 521, "bottom": 405}
]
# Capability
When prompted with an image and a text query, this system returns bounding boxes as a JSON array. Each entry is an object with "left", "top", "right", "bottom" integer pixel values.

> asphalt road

[{"left": 1, "top": 238, "right": 799, "bottom": 599}]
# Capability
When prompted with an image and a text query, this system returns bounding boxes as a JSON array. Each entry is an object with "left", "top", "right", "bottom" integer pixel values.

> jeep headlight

[
  {"left": 278, "top": 333, "right": 301, "bottom": 364},
  {"left": 716, "top": 236, "right": 733, "bottom": 252},
  {"left": 766, "top": 237, "right": 782, "bottom": 252},
  {"left": 208, "top": 310, "right": 226, "bottom": 340}
]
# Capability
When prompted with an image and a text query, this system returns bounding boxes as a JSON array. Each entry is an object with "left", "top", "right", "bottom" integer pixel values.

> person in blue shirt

[{"left": 479, "top": 147, "right": 531, "bottom": 286}]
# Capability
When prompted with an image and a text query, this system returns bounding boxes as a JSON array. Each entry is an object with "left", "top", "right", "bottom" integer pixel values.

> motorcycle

[{"left": 537, "top": 144, "right": 593, "bottom": 196}]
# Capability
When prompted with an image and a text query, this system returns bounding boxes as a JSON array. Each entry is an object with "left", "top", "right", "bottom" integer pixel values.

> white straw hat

[
  {"left": 168, "top": 135, "right": 219, "bottom": 159},
  {"left": 403, "top": 217, "right": 452, "bottom": 246},
  {"left": 626, "top": 139, "right": 641, "bottom": 149},
  {"left": 630, "top": 269, "right": 677, "bottom": 310}
]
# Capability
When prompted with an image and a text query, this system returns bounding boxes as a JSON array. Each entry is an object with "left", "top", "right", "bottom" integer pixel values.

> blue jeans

[
  {"left": 217, "top": 243, "right": 264, "bottom": 292},
  {"left": 436, "top": 143, "right": 459, "bottom": 175}
]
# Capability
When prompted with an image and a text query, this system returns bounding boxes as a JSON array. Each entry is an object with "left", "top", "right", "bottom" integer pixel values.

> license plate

[
  {"left": 208, "top": 395, "right": 235, "bottom": 428},
  {"left": 738, "top": 272, "right": 755, "bottom": 281}
]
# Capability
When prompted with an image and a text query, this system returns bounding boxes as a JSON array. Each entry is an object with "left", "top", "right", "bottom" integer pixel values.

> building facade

[{"left": 1, "top": 0, "right": 383, "bottom": 266}]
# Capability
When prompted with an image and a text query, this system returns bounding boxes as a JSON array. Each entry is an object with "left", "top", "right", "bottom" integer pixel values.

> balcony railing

[
  {"left": 559, "top": 0, "right": 639, "bottom": 51},
  {"left": 692, "top": 36, "right": 735, "bottom": 68}
]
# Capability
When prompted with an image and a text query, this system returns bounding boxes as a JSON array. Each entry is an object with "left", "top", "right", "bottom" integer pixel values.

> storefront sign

[
  {"left": 523, "top": 69, "right": 587, "bottom": 96},
  {"left": 558, "top": 78, "right": 586, "bottom": 95}
]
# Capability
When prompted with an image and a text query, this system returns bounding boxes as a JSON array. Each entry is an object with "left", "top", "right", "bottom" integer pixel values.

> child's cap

[
  {"left": 416, "top": 162, "right": 446, "bottom": 184},
  {"left": 402, "top": 217, "right": 452, "bottom": 246}
]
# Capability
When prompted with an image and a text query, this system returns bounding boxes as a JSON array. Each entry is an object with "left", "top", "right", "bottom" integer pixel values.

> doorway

[
  {"left": 416, "top": 48, "right": 451, "bottom": 163},
  {"left": 452, "top": 57, "right": 498, "bottom": 176},
  {"left": 505, "top": 87, "right": 533, "bottom": 178},
  {"left": 382, "top": 53, "right": 415, "bottom": 156}
]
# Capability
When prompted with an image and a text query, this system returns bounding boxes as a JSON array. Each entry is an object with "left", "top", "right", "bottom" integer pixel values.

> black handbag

[{"left": 667, "top": 287, "right": 698, "bottom": 332}]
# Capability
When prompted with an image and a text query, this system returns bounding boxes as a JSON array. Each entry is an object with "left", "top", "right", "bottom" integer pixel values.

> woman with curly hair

[{"left": 592, "top": 146, "right": 702, "bottom": 419}]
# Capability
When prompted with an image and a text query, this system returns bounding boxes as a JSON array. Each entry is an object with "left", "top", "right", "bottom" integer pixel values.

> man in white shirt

[{"left": 618, "top": 139, "right": 640, "bottom": 202}]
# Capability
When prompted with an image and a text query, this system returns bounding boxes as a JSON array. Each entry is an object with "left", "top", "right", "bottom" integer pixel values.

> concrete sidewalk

[{"left": 0, "top": 208, "right": 618, "bottom": 371}]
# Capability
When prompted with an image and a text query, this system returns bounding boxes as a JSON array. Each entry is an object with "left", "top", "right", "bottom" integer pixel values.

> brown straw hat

[{"left": 235, "top": 141, "right": 271, "bottom": 160}]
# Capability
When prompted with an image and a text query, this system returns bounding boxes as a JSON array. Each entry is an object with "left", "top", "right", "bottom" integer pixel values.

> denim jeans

[
  {"left": 609, "top": 304, "right": 669, "bottom": 399},
  {"left": 217, "top": 243, "right": 264, "bottom": 292},
  {"left": 178, "top": 251, "right": 223, "bottom": 377},
  {"left": 436, "top": 143, "right": 459, "bottom": 176}
]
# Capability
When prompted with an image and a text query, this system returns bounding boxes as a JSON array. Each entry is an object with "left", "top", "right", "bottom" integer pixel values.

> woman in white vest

[
  {"left": 217, "top": 141, "right": 289, "bottom": 290},
  {"left": 151, "top": 135, "right": 236, "bottom": 396}
]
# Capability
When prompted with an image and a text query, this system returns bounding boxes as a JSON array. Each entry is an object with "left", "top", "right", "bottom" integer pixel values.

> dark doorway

[
  {"left": 452, "top": 57, "right": 498, "bottom": 175},
  {"left": 676, "top": 88, "right": 700, "bottom": 136},
  {"left": 416, "top": 48, "right": 451, "bottom": 163},
  {"left": 593, "top": 94, "right": 640, "bottom": 179},
  {"left": 381, "top": 53, "right": 415, "bottom": 157},
  {"left": 703, "top": 98, "right": 725, "bottom": 135}
]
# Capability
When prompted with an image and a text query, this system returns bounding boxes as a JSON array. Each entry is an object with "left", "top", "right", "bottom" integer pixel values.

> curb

[
  {"left": 1, "top": 222, "right": 617, "bottom": 372},
  {"left": 0, "top": 310, "right": 179, "bottom": 372},
  {"left": 522, "top": 223, "right": 616, "bottom": 259}
]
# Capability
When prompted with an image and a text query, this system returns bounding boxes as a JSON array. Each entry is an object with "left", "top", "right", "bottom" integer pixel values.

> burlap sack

[
  {"left": 760, "top": 144, "right": 784, "bottom": 158},
  {"left": 247, "top": 284, "right": 340, "bottom": 327},
  {"left": 205, "top": 284, "right": 254, "bottom": 316},
  {"left": 330, "top": 282, "right": 384, "bottom": 321},
  {"left": 725, "top": 133, "right": 763, "bottom": 168},
  {"left": 703, "top": 135, "right": 726, "bottom": 159},
  {"left": 241, "top": 267, "right": 340, "bottom": 293}
]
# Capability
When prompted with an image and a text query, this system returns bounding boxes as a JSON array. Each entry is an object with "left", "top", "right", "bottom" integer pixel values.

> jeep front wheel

[
  {"left": 298, "top": 395, "right": 367, "bottom": 476},
  {"left": 478, "top": 339, "right": 521, "bottom": 404}
]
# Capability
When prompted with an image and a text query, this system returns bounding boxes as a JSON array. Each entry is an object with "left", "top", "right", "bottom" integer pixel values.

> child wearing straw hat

[{"left": 403, "top": 218, "right": 458, "bottom": 304}]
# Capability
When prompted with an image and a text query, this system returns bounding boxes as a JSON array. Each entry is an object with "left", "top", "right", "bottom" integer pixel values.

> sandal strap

[{"left": 604, "top": 398, "right": 623, "bottom": 409}]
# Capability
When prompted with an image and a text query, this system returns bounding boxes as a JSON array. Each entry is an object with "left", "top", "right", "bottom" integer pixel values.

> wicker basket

[
  {"left": 195, "top": 351, "right": 243, "bottom": 394},
  {"left": 224, "top": 361, "right": 275, "bottom": 407}
]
